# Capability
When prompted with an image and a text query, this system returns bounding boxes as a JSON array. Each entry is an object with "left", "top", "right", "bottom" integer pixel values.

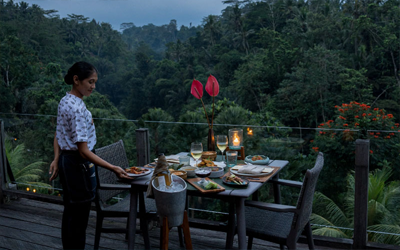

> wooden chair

[
  {"left": 93, "top": 140, "right": 157, "bottom": 250},
  {"left": 245, "top": 152, "right": 324, "bottom": 250}
]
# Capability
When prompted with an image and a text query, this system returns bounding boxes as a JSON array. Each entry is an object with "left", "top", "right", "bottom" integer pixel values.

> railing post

[
  {"left": 0, "top": 120, "right": 6, "bottom": 205},
  {"left": 136, "top": 128, "right": 150, "bottom": 166},
  {"left": 353, "top": 139, "right": 369, "bottom": 249}
]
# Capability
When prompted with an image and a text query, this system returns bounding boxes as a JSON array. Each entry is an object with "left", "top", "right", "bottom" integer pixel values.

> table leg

[
  {"left": 128, "top": 187, "right": 138, "bottom": 250},
  {"left": 236, "top": 197, "right": 246, "bottom": 250},
  {"left": 273, "top": 173, "right": 281, "bottom": 204},
  {"left": 225, "top": 202, "right": 235, "bottom": 249}
]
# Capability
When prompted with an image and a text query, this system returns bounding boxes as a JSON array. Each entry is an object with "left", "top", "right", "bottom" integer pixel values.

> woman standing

[{"left": 49, "top": 61, "right": 131, "bottom": 249}]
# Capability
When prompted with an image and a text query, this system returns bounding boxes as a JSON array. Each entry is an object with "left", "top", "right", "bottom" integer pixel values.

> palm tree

[
  {"left": 5, "top": 140, "right": 52, "bottom": 193},
  {"left": 311, "top": 167, "right": 400, "bottom": 245}
]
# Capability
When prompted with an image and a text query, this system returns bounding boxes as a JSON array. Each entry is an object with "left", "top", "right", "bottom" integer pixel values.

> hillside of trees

[{"left": 1, "top": 0, "right": 400, "bottom": 244}]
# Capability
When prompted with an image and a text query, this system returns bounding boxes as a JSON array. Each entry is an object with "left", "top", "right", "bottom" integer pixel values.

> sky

[{"left": 17, "top": 0, "right": 227, "bottom": 30}]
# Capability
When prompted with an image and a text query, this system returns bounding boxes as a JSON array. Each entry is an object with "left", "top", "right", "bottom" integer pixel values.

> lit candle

[
  {"left": 33, "top": 189, "right": 36, "bottom": 193},
  {"left": 233, "top": 133, "right": 240, "bottom": 147},
  {"left": 247, "top": 127, "right": 253, "bottom": 136},
  {"left": 26, "top": 187, "right": 30, "bottom": 191}
]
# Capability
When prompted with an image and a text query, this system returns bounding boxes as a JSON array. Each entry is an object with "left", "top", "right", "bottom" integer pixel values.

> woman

[{"left": 49, "top": 61, "right": 131, "bottom": 249}]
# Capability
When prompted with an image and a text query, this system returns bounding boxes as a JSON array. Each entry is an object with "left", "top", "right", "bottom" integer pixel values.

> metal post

[
  {"left": 353, "top": 139, "right": 369, "bottom": 249},
  {"left": 136, "top": 128, "right": 150, "bottom": 166},
  {"left": 0, "top": 120, "right": 6, "bottom": 204}
]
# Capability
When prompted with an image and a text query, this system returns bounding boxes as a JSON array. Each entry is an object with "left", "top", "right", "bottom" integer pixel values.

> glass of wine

[
  {"left": 195, "top": 167, "right": 211, "bottom": 185},
  {"left": 216, "top": 135, "right": 228, "bottom": 162},
  {"left": 190, "top": 142, "right": 203, "bottom": 167}
]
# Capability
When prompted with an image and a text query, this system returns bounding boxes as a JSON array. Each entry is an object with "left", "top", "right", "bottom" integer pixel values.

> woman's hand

[
  {"left": 113, "top": 165, "right": 133, "bottom": 179},
  {"left": 49, "top": 160, "right": 59, "bottom": 181}
]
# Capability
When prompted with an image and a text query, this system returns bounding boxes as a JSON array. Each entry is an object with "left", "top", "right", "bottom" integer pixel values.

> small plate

[
  {"left": 222, "top": 176, "right": 249, "bottom": 187},
  {"left": 126, "top": 167, "right": 153, "bottom": 177},
  {"left": 244, "top": 155, "right": 270, "bottom": 165}
]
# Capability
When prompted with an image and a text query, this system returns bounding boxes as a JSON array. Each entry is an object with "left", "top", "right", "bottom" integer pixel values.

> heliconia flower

[
  {"left": 191, "top": 79, "right": 203, "bottom": 99},
  {"left": 205, "top": 75, "right": 219, "bottom": 97}
]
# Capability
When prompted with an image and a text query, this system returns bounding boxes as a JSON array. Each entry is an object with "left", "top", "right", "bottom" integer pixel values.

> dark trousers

[
  {"left": 58, "top": 151, "right": 96, "bottom": 250},
  {"left": 62, "top": 201, "right": 91, "bottom": 249}
]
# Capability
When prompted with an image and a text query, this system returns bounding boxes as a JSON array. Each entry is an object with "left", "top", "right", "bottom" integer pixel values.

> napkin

[
  {"left": 238, "top": 165, "right": 265, "bottom": 174},
  {"left": 154, "top": 155, "right": 180, "bottom": 164}
]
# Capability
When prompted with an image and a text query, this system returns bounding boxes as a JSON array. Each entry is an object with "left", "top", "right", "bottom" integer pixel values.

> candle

[
  {"left": 233, "top": 133, "right": 240, "bottom": 147},
  {"left": 247, "top": 127, "right": 253, "bottom": 136}
]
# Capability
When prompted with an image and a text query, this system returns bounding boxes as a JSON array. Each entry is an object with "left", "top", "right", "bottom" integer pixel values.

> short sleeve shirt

[{"left": 56, "top": 92, "right": 97, "bottom": 151}]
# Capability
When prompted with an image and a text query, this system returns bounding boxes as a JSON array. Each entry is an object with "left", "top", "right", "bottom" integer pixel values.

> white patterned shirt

[{"left": 56, "top": 92, "right": 97, "bottom": 151}]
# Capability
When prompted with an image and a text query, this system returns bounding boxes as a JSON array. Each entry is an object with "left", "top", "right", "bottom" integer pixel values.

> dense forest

[{"left": 1, "top": 0, "right": 400, "bottom": 244}]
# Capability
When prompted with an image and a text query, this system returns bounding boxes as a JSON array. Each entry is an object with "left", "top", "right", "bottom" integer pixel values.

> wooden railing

[{"left": 0, "top": 119, "right": 397, "bottom": 250}]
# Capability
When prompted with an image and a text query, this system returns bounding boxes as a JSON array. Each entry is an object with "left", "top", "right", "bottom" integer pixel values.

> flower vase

[{"left": 207, "top": 128, "right": 216, "bottom": 152}]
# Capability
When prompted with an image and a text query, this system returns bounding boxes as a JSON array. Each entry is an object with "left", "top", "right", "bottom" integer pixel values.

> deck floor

[{"left": 0, "top": 198, "right": 334, "bottom": 250}]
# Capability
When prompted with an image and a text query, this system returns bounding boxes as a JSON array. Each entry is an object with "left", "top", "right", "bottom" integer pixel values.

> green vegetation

[{"left": 1, "top": 0, "right": 400, "bottom": 244}]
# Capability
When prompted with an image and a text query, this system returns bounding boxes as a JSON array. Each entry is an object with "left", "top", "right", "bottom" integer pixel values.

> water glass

[
  {"left": 179, "top": 156, "right": 191, "bottom": 166},
  {"left": 226, "top": 151, "right": 238, "bottom": 168}
]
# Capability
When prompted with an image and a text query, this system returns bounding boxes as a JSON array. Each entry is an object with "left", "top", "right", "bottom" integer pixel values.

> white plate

[
  {"left": 127, "top": 167, "right": 153, "bottom": 177},
  {"left": 230, "top": 167, "right": 274, "bottom": 177}
]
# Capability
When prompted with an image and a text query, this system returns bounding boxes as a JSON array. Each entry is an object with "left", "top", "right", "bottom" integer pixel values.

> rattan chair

[
  {"left": 245, "top": 152, "right": 324, "bottom": 250},
  {"left": 93, "top": 140, "right": 157, "bottom": 250}
]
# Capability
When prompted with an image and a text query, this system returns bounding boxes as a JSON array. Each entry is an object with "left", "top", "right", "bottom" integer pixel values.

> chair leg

[
  {"left": 94, "top": 215, "right": 104, "bottom": 250},
  {"left": 305, "top": 222, "right": 315, "bottom": 250},
  {"left": 161, "top": 217, "right": 169, "bottom": 250},
  {"left": 247, "top": 236, "right": 253, "bottom": 250}
]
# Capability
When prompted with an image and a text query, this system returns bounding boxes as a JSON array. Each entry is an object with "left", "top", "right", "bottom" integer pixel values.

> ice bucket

[{"left": 152, "top": 175, "right": 187, "bottom": 227}]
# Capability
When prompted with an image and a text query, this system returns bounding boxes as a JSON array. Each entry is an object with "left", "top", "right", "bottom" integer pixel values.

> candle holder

[
  {"left": 228, "top": 128, "right": 245, "bottom": 160},
  {"left": 229, "top": 128, "right": 243, "bottom": 149}
]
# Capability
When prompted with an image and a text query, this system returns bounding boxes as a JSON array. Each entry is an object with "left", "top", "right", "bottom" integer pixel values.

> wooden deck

[{"left": 0, "top": 198, "right": 335, "bottom": 250}]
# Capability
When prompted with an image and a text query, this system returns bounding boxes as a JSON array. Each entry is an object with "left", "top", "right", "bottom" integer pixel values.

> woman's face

[{"left": 72, "top": 71, "right": 98, "bottom": 98}]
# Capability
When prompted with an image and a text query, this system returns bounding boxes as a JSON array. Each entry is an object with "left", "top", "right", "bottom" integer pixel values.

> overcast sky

[{"left": 17, "top": 0, "right": 227, "bottom": 30}]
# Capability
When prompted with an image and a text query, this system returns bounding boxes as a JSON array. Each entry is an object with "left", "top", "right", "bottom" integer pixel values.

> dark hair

[{"left": 64, "top": 61, "right": 98, "bottom": 85}]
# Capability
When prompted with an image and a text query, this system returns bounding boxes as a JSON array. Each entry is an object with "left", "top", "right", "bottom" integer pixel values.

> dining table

[{"left": 125, "top": 153, "right": 289, "bottom": 250}]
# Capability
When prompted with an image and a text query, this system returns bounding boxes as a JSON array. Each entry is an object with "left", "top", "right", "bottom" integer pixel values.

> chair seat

[
  {"left": 103, "top": 195, "right": 158, "bottom": 214},
  {"left": 245, "top": 206, "right": 294, "bottom": 239}
]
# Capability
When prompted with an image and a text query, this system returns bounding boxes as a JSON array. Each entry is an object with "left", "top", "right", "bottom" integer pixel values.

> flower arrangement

[{"left": 190, "top": 75, "right": 220, "bottom": 129}]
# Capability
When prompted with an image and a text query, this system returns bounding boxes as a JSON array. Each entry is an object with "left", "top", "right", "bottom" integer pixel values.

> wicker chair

[
  {"left": 93, "top": 140, "right": 157, "bottom": 250},
  {"left": 245, "top": 152, "right": 324, "bottom": 250}
]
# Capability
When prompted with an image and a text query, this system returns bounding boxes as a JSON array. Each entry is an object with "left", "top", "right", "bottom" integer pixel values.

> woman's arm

[
  {"left": 49, "top": 132, "right": 60, "bottom": 181},
  {"left": 77, "top": 142, "right": 132, "bottom": 179}
]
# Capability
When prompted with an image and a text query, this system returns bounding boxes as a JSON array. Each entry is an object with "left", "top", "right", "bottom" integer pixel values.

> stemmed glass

[
  {"left": 216, "top": 135, "right": 228, "bottom": 162},
  {"left": 190, "top": 142, "right": 203, "bottom": 167},
  {"left": 195, "top": 167, "right": 211, "bottom": 185}
]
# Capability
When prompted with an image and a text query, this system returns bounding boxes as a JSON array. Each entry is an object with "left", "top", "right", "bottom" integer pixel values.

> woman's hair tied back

[{"left": 64, "top": 61, "right": 98, "bottom": 85}]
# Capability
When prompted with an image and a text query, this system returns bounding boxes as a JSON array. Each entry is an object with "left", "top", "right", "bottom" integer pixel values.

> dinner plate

[
  {"left": 126, "top": 167, "right": 153, "bottom": 177},
  {"left": 222, "top": 176, "right": 249, "bottom": 187},
  {"left": 230, "top": 167, "right": 274, "bottom": 177}
]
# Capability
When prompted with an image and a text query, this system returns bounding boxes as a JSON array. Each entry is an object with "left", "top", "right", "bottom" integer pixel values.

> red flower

[
  {"left": 339, "top": 109, "right": 344, "bottom": 113},
  {"left": 368, "top": 113, "right": 372, "bottom": 116},
  {"left": 190, "top": 79, "right": 203, "bottom": 99},
  {"left": 354, "top": 123, "right": 359, "bottom": 127},
  {"left": 374, "top": 136, "right": 378, "bottom": 138},
  {"left": 355, "top": 115, "right": 360, "bottom": 118},
  {"left": 388, "top": 114, "right": 394, "bottom": 118},
  {"left": 372, "top": 118, "right": 377, "bottom": 121},
  {"left": 205, "top": 75, "right": 219, "bottom": 97},
  {"left": 339, "top": 116, "right": 346, "bottom": 120},
  {"left": 344, "top": 124, "right": 348, "bottom": 127},
  {"left": 369, "top": 132, "right": 374, "bottom": 135},
  {"left": 362, "top": 113, "right": 366, "bottom": 117},
  {"left": 370, "top": 150, "right": 373, "bottom": 154},
  {"left": 374, "top": 108, "right": 379, "bottom": 111}
]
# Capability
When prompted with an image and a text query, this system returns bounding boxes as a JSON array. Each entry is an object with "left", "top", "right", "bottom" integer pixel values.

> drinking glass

[
  {"left": 190, "top": 142, "right": 203, "bottom": 167},
  {"left": 195, "top": 167, "right": 211, "bottom": 185},
  {"left": 216, "top": 135, "right": 228, "bottom": 162},
  {"left": 226, "top": 151, "right": 238, "bottom": 168}
]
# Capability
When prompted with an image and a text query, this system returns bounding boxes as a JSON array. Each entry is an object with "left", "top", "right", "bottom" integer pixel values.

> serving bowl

[
  {"left": 179, "top": 166, "right": 198, "bottom": 177},
  {"left": 208, "top": 166, "right": 224, "bottom": 178},
  {"left": 170, "top": 170, "right": 187, "bottom": 180},
  {"left": 201, "top": 151, "right": 217, "bottom": 161},
  {"left": 244, "top": 155, "right": 270, "bottom": 165}
]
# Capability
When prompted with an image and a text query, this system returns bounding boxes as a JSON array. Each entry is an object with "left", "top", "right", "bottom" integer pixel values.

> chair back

[
  {"left": 94, "top": 140, "right": 130, "bottom": 208},
  {"left": 290, "top": 152, "right": 324, "bottom": 241}
]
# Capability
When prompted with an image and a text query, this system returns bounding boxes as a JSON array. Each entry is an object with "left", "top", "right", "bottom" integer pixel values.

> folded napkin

[
  {"left": 154, "top": 155, "right": 180, "bottom": 164},
  {"left": 238, "top": 165, "right": 265, "bottom": 174}
]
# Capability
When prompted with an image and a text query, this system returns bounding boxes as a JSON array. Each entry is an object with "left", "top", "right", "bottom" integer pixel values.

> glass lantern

[{"left": 228, "top": 128, "right": 243, "bottom": 150}]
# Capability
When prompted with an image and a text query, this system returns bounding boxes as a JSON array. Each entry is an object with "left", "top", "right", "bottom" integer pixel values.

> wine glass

[
  {"left": 216, "top": 135, "right": 228, "bottom": 162},
  {"left": 190, "top": 142, "right": 203, "bottom": 167},
  {"left": 195, "top": 167, "right": 211, "bottom": 185}
]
